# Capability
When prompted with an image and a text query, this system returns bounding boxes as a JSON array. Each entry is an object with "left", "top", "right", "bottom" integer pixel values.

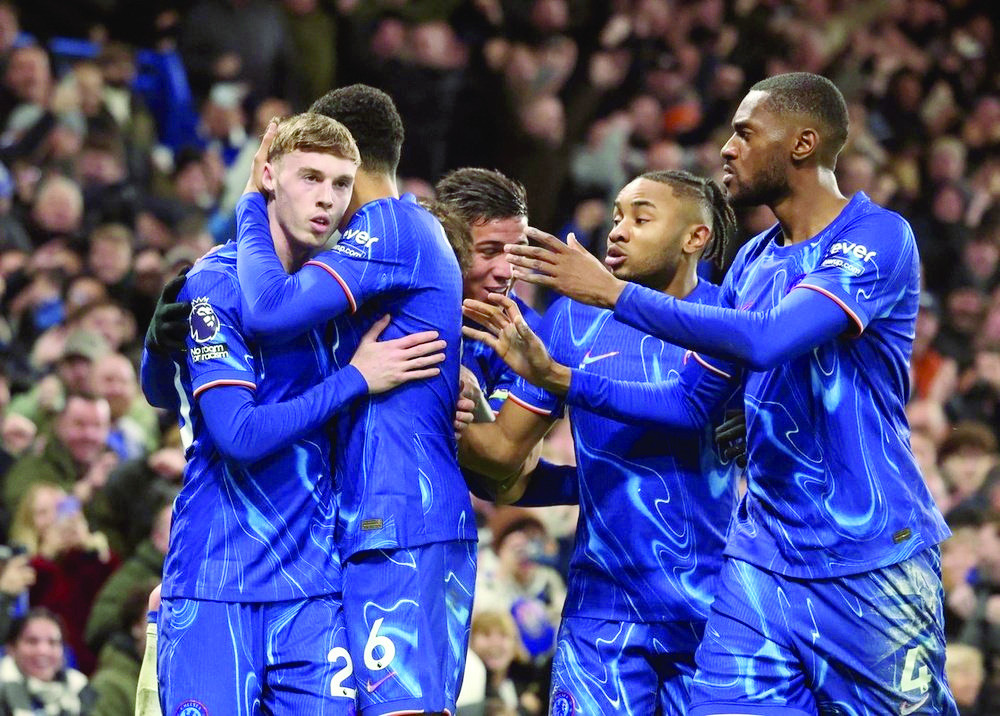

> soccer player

[
  {"left": 142, "top": 113, "right": 446, "bottom": 715},
  {"left": 502, "top": 73, "right": 958, "bottom": 714},
  {"left": 461, "top": 170, "right": 742, "bottom": 714},
  {"left": 434, "top": 167, "right": 542, "bottom": 413},
  {"left": 234, "top": 85, "right": 476, "bottom": 716}
]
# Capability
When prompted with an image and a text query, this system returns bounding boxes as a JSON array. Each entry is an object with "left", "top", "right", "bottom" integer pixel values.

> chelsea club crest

[
  {"left": 175, "top": 700, "right": 209, "bottom": 716},
  {"left": 551, "top": 690, "right": 575, "bottom": 716}
]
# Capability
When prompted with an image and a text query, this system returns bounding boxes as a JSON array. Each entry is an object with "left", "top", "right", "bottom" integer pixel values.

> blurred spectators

[
  {"left": 475, "top": 508, "right": 565, "bottom": 663},
  {"left": 469, "top": 610, "right": 545, "bottom": 716},
  {"left": 84, "top": 502, "right": 170, "bottom": 653},
  {"left": 4, "top": 393, "right": 114, "bottom": 515},
  {"left": 88, "top": 581, "right": 158, "bottom": 716}
]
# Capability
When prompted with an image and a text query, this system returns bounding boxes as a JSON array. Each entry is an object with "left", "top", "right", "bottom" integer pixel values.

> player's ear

[
  {"left": 261, "top": 162, "right": 276, "bottom": 195},
  {"left": 684, "top": 224, "right": 710, "bottom": 255},
  {"left": 791, "top": 127, "right": 819, "bottom": 163}
]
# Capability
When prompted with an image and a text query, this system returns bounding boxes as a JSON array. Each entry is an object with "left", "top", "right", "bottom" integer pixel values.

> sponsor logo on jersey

[
  {"left": 343, "top": 228, "right": 381, "bottom": 248},
  {"left": 820, "top": 257, "right": 865, "bottom": 277},
  {"left": 551, "top": 690, "right": 576, "bottom": 716},
  {"left": 829, "top": 240, "right": 877, "bottom": 262},
  {"left": 823, "top": 240, "right": 877, "bottom": 276},
  {"left": 176, "top": 700, "right": 209, "bottom": 716},
  {"left": 333, "top": 243, "right": 366, "bottom": 259},
  {"left": 190, "top": 298, "right": 220, "bottom": 343}
]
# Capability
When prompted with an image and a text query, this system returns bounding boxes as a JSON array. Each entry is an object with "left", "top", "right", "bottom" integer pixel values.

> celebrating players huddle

[{"left": 142, "top": 74, "right": 959, "bottom": 715}]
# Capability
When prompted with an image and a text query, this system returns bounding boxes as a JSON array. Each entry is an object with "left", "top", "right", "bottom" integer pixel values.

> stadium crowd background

[{"left": 0, "top": 0, "right": 994, "bottom": 713}]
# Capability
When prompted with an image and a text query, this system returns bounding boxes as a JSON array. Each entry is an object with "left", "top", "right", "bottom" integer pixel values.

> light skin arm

[{"left": 459, "top": 399, "right": 554, "bottom": 502}]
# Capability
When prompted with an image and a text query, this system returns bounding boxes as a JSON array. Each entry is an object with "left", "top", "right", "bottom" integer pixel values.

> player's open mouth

[
  {"left": 310, "top": 216, "right": 331, "bottom": 233},
  {"left": 605, "top": 247, "right": 626, "bottom": 269},
  {"left": 722, "top": 166, "right": 735, "bottom": 185}
]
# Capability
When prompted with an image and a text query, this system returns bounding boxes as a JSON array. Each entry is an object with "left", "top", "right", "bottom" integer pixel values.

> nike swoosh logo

[
  {"left": 579, "top": 350, "right": 619, "bottom": 368},
  {"left": 900, "top": 693, "right": 929, "bottom": 715},
  {"left": 366, "top": 670, "right": 397, "bottom": 693}
]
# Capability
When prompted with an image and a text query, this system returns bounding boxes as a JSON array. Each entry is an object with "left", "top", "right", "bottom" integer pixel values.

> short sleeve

[
  {"left": 182, "top": 270, "right": 256, "bottom": 398},
  {"left": 306, "top": 201, "right": 424, "bottom": 312},
  {"left": 796, "top": 211, "right": 918, "bottom": 335}
]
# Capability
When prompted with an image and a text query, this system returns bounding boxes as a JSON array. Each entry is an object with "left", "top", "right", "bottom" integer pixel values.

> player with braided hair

[{"left": 459, "top": 170, "right": 742, "bottom": 714}]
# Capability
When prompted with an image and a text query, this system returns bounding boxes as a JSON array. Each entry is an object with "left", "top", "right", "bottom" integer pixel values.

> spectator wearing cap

[
  {"left": 197, "top": 82, "right": 247, "bottom": 168},
  {"left": 4, "top": 392, "right": 114, "bottom": 517},
  {"left": 8, "top": 328, "right": 109, "bottom": 436}
]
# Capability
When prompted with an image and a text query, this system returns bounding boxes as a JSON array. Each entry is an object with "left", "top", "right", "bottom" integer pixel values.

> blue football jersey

[
  {"left": 161, "top": 243, "right": 342, "bottom": 602},
  {"left": 307, "top": 194, "right": 476, "bottom": 557},
  {"left": 461, "top": 293, "right": 542, "bottom": 412},
  {"left": 510, "top": 282, "right": 739, "bottom": 624},
  {"left": 717, "top": 192, "right": 950, "bottom": 578}
]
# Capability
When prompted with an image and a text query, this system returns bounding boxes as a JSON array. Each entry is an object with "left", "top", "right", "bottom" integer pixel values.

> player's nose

[
  {"left": 317, "top": 182, "right": 335, "bottom": 207},
  {"left": 721, "top": 135, "right": 737, "bottom": 160},
  {"left": 608, "top": 221, "right": 627, "bottom": 243},
  {"left": 492, "top": 256, "right": 513, "bottom": 281}
]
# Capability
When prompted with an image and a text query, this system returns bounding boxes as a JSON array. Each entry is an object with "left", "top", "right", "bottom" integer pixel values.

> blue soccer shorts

[
  {"left": 158, "top": 593, "right": 356, "bottom": 716},
  {"left": 342, "top": 540, "right": 477, "bottom": 716},
  {"left": 549, "top": 615, "right": 703, "bottom": 715},
  {"left": 689, "top": 548, "right": 958, "bottom": 716}
]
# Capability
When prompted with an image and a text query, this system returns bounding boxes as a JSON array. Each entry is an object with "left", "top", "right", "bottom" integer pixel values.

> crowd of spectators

[{"left": 0, "top": 0, "right": 994, "bottom": 713}]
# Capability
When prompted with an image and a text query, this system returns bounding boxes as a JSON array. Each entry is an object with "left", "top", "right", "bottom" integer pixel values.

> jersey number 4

[{"left": 900, "top": 647, "right": 931, "bottom": 694}]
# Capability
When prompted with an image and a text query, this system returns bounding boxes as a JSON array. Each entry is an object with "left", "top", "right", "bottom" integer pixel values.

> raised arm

[
  {"left": 612, "top": 283, "right": 850, "bottom": 371},
  {"left": 235, "top": 192, "right": 353, "bottom": 336},
  {"left": 462, "top": 293, "right": 738, "bottom": 430},
  {"left": 507, "top": 216, "right": 915, "bottom": 371},
  {"left": 565, "top": 354, "right": 735, "bottom": 429}
]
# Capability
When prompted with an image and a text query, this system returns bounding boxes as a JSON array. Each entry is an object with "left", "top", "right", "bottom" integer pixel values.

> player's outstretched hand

[
  {"left": 715, "top": 408, "right": 748, "bottom": 469},
  {"left": 243, "top": 119, "right": 278, "bottom": 197},
  {"left": 507, "top": 228, "right": 626, "bottom": 309},
  {"left": 462, "top": 293, "right": 570, "bottom": 395},
  {"left": 351, "top": 315, "right": 446, "bottom": 393},
  {"left": 145, "top": 270, "right": 191, "bottom": 354}
]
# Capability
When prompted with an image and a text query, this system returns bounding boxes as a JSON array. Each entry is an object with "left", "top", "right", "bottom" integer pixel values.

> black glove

[
  {"left": 144, "top": 269, "right": 191, "bottom": 354},
  {"left": 715, "top": 408, "right": 747, "bottom": 469}
]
